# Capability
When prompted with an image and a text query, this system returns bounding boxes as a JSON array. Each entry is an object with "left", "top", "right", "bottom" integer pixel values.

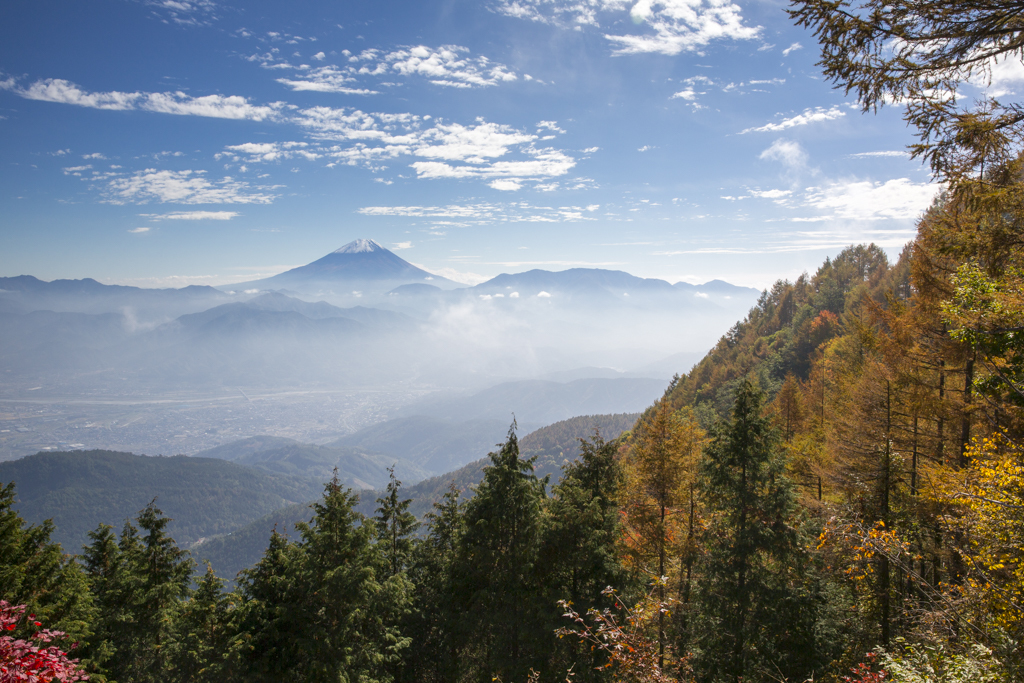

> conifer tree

[
  {"left": 231, "top": 475, "right": 409, "bottom": 683},
  {"left": 453, "top": 424, "right": 547, "bottom": 682},
  {"left": 0, "top": 482, "right": 94, "bottom": 646},
  {"left": 171, "top": 564, "right": 231, "bottom": 682},
  {"left": 538, "top": 433, "right": 626, "bottom": 680},
  {"left": 403, "top": 484, "right": 464, "bottom": 683},
  {"left": 620, "top": 402, "right": 705, "bottom": 668},
  {"left": 227, "top": 529, "right": 306, "bottom": 682},
  {"left": 375, "top": 466, "right": 419, "bottom": 578},
  {"left": 81, "top": 502, "right": 193, "bottom": 683},
  {"left": 694, "top": 379, "right": 819, "bottom": 683}
]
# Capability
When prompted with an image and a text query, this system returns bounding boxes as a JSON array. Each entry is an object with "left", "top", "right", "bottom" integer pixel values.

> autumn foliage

[{"left": 0, "top": 601, "right": 86, "bottom": 683}]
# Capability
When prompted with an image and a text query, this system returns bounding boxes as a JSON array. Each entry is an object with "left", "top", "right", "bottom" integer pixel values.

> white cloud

[
  {"left": 218, "top": 141, "right": 320, "bottom": 163},
  {"left": 104, "top": 169, "right": 278, "bottom": 204},
  {"left": 392, "top": 241, "right": 413, "bottom": 249},
  {"left": 782, "top": 42, "right": 802, "bottom": 56},
  {"left": 849, "top": 150, "right": 909, "bottom": 158},
  {"left": 742, "top": 105, "right": 845, "bottom": 133},
  {"left": 139, "top": 0, "right": 217, "bottom": 26},
  {"left": 4, "top": 77, "right": 284, "bottom": 121},
  {"left": 312, "top": 51, "right": 326, "bottom": 61},
  {"left": 490, "top": 179, "right": 523, "bottom": 190},
  {"left": 671, "top": 89, "right": 698, "bottom": 100},
  {"left": 277, "top": 67, "right": 380, "bottom": 94},
  {"left": 144, "top": 210, "right": 240, "bottom": 220},
  {"left": 387, "top": 45, "right": 517, "bottom": 87},
  {"left": 83, "top": 152, "right": 107, "bottom": 160},
  {"left": 143, "top": 92, "right": 285, "bottom": 120},
  {"left": 495, "top": 0, "right": 760, "bottom": 55},
  {"left": 414, "top": 121, "right": 536, "bottom": 162},
  {"left": 803, "top": 178, "right": 937, "bottom": 220},
  {"left": 537, "top": 291, "right": 552, "bottom": 298},
  {"left": 128, "top": 227, "right": 150, "bottom": 233},
  {"left": 537, "top": 120, "right": 566, "bottom": 133},
  {"left": 269, "top": 45, "right": 518, "bottom": 90},
  {"left": 295, "top": 109, "right": 578, "bottom": 183},
  {"left": 749, "top": 188, "right": 792, "bottom": 200},
  {"left": 357, "top": 201, "right": 598, "bottom": 223},
  {"left": 759, "top": 139, "right": 807, "bottom": 168}
]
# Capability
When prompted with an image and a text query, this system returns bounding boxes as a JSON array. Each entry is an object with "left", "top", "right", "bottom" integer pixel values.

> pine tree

[
  {"left": 81, "top": 502, "right": 193, "bottom": 683},
  {"left": 453, "top": 424, "right": 547, "bottom": 682},
  {"left": 230, "top": 475, "right": 409, "bottom": 683},
  {"left": 227, "top": 528, "right": 306, "bottom": 682},
  {"left": 694, "top": 379, "right": 819, "bottom": 683},
  {"left": 538, "top": 433, "right": 626, "bottom": 680},
  {"left": 0, "top": 482, "right": 94, "bottom": 656},
  {"left": 402, "top": 484, "right": 464, "bottom": 683},
  {"left": 171, "top": 564, "right": 231, "bottom": 682},
  {"left": 375, "top": 466, "right": 419, "bottom": 578}
]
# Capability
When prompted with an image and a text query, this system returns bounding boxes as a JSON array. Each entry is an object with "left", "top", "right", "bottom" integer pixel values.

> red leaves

[{"left": 0, "top": 601, "right": 88, "bottom": 683}]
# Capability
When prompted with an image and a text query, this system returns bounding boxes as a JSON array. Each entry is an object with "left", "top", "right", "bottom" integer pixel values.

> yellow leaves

[{"left": 931, "top": 430, "right": 1024, "bottom": 636}]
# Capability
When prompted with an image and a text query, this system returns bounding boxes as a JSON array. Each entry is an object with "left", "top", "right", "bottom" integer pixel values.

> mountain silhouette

[{"left": 224, "top": 239, "right": 458, "bottom": 296}]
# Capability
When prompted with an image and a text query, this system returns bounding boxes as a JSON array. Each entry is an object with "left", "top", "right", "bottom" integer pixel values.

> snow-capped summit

[
  {"left": 223, "top": 239, "right": 459, "bottom": 296},
  {"left": 333, "top": 239, "right": 383, "bottom": 254}
]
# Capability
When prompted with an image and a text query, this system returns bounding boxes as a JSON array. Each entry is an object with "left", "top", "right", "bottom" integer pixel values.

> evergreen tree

[
  {"left": 402, "top": 484, "right": 465, "bottom": 683},
  {"left": 693, "top": 379, "right": 820, "bottom": 683},
  {"left": 453, "top": 424, "right": 547, "bottom": 682},
  {"left": 227, "top": 529, "right": 306, "bottom": 682},
  {"left": 82, "top": 502, "right": 193, "bottom": 683},
  {"left": 230, "top": 476, "right": 409, "bottom": 683},
  {"left": 171, "top": 563, "right": 232, "bottom": 682},
  {"left": 538, "top": 433, "right": 627, "bottom": 680},
  {"left": 374, "top": 466, "right": 419, "bottom": 578},
  {"left": 0, "top": 482, "right": 94, "bottom": 653}
]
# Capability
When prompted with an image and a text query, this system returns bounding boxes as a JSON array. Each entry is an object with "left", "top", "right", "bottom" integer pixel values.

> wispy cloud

[
  {"left": 494, "top": 0, "right": 760, "bottom": 56},
  {"left": 217, "top": 141, "right": 321, "bottom": 163},
  {"left": 1, "top": 76, "right": 284, "bottom": 120},
  {"left": 803, "top": 178, "right": 937, "bottom": 220},
  {"left": 10, "top": 72, "right": 575, "bottom": 190},
  {"left": 264, "top": 44, "right": 518, "bottom": 91},
  {"left": 848, "top": 150, "right": 909, "bottom": 158},
  {"left": 782, "top": 42, "right": 802, "bottom": 56},
  {"left": 296, "top": 109, "right": 577, "bottom": 184},
  {"left": 759, "top": 139, "right": 807, "bottom": 169},
  {"left": 142, "top": 210, "right": 241, "bottom": 220},
  {"left": 103, "top": 170, "right": 278, "bottom": 204},
  {"left": 128, "top": 227, "right": 151, "bottom": 233},
  {"left": 358, "top": 201, "right": 598, "bottom": 223},
  {"left": 741, "top": 105, "right": 845, "bottom": 133},
  {"left": 137, "top": 0, "right": 217, "bottom": 26}
]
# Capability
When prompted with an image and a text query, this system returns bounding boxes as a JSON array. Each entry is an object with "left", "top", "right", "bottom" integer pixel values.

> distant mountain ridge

[
  {"left": 225, "top": 239, "right": 460, "bottom": 295},
  {"left": 0, "top": 450, "right": 323, "bottom": 551}
]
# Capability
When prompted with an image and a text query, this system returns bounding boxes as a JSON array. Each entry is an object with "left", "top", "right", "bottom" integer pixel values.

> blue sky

[{"left": 1, "top": 0, "right": 984, "bottom": 289}]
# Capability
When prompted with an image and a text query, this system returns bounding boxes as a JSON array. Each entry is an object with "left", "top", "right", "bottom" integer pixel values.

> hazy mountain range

[
  {"left": 0, "top": 239, "right": 758, "bottom": 392},
  {"left": 0, "top": 239, "right": 757, "bottom": 460}
]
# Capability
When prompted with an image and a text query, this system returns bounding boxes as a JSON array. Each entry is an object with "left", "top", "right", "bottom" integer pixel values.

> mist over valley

[{"left": 0, "top": 239, "right": 757, "bottom": 464}]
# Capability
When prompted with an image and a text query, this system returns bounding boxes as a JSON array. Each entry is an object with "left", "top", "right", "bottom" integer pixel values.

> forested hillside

[
  {"left": 7, "top": 4, "right": 1024, "bottom": 679},
  {"left": 0, "top": 450, "right": 322, "bottom": 549},
  {"left": 5, "top": 212, "right": 1023, "bottom": 681},
  {"left": 192, "top": 413, "right": 640, "bottom": 582}
]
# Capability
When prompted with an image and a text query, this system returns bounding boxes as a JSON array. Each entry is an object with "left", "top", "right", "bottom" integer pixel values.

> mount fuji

[{"left": 224, "top": 239, "right": 459, "bottom": 297}]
